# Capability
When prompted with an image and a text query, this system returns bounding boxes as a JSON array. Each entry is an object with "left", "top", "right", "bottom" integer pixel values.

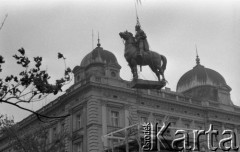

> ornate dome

[
  {"left": 73, "top": 40, "right": 122, "bottom": 83},
  {"left": 80, "top": 45, "right": 120, "bottom": 68},
  {"left": 177, "top": 55, "right": 228, "bottom": 93}
]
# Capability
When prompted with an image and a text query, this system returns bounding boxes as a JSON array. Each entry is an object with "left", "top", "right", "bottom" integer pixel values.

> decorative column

[
  {"left": 102, "top": 101, "right": 108, "bottom": 149},
  {"left": 87, "top": 99, "right": 99, "bottom": 152},
  {"left": 66, "top": 107, "right": 73, "bottom": 152}
]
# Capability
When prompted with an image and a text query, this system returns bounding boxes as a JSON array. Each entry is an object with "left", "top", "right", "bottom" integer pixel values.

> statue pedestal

[{"left": 130, "top": 79, "right": 166, "bottom": 90}]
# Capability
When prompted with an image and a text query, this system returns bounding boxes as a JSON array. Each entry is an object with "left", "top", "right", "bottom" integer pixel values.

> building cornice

[{"left": 14, "top": 75, "right": 240, "bottom": 131}]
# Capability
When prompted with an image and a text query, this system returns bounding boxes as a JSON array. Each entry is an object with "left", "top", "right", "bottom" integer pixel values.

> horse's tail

[{"left": 160, "top": 55, "right": 167, "bottom": 72}]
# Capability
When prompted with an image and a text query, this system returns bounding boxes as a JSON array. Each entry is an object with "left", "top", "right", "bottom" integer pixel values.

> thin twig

[
  {"left": 0, "top": 99, "right": 70, "bottom": 122},
  {"left": 0, "top": 14, "right": 8, "bottom": 31}
]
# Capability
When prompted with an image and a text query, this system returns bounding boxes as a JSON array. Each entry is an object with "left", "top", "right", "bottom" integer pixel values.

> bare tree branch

[
  {"left": 1, "top": 99, "right": 70, "bottom": 122},
  {"left": 0, "top": 48, "right": 73, "bottom": 122}
]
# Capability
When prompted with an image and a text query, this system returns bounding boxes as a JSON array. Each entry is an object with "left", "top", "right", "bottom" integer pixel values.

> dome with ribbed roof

[
  {"left": 72, "top": 41, "right": 122, "bottom": 83},
  {"left": 80, "top": 46, "right": 120, "bottom": 68},
  {"left": 177, "top": 55, "right": 228, "bottom": 93}
]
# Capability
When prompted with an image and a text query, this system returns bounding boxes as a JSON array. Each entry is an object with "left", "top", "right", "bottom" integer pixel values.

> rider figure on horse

[{"left": 135, "top": 20, "right": 149, "bottom": 60}]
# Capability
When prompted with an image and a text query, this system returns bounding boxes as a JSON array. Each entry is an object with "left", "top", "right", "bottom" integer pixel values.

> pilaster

[
  {"left": 102, "top": 101, "right": 107, "bottom": 148},
  {"left": 87, "top": 99, "right": 100, "bottom": 152}
]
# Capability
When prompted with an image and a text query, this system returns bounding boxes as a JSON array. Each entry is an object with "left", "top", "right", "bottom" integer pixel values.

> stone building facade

[{"left": 0, "top": 43, "right": 240, "bottom": 152}]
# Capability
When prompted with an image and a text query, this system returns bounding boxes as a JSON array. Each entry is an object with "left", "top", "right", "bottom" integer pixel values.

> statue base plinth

[{"left": 131, "top": 79, "right": 166, "bottom": 90}]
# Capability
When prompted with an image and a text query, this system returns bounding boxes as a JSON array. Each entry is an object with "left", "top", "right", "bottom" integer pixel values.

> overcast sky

[{"left": 0, "top": 0, "right": 240, "bottom": 122}]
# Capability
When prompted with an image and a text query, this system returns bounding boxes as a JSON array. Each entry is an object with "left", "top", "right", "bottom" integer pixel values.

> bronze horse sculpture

[{"left": 119, "top": 31, "right": 167, "bottom": 82}]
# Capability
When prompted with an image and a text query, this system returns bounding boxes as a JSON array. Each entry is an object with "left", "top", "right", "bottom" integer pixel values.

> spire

[
  {"left": 195, "top": 45, "right": 200, "bottom": 65},
  {"left": 97, "top": 32, "right": 101, "bottom": 47},
  {"left": 136, "top": 16, "right": 141, "bottom": 28}
]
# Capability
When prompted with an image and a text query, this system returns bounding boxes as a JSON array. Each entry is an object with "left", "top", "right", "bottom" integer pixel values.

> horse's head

[{"left": 119, "top": 31, "right": 134, "bottom": 41}]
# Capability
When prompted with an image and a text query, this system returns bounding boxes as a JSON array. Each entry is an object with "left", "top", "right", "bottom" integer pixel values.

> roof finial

[
  {"left": 97, "top": 32, "right": 101, "bottom": 47},
  {"left": 195, "top": 44, "right": 200, "bottom": 65}
]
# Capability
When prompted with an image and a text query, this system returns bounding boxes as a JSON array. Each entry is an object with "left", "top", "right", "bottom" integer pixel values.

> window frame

[
  {"left": 76, "top": 113, "right": 82, "bottom": 130},
  {"left": 72, "top": 107, "right": 83, "bottom": 132},
  {"left": 110, "top": 110, "right": 120, "bottom": 127},
  {"left": 73, "top": 140, "right": 83, "bottom": 152}
]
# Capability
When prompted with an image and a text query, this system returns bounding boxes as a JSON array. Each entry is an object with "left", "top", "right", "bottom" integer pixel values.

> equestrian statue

[{"left": 119, "top": 22, "right": 167, "bottom": 88}]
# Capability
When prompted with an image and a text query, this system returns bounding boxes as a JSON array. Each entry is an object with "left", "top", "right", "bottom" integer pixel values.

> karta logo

[{"left": 142, "top": 122, "right": 239, "bottom": 151}]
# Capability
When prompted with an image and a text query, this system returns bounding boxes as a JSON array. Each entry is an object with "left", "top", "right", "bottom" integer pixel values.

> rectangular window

[
  {"left": 61, "top": 122, "right": 65, "bottom": 133},
  {"left": 73, "top": 111, "right": 82, "bottom": 131},
  {"left": 76, "top": 114, "right": 82, "bottom": 130},
  {"left": 73, "top": 141, "right": 83, "bottom": 152},
  {"left": 111, "top": 111, "right": 119, "bottom": 127},
  {"left": 46, "top": 130, "right": 50, "bottom": 144},
  {"left": 52, "top": 127, "right": 57, "bottom": 141}
]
